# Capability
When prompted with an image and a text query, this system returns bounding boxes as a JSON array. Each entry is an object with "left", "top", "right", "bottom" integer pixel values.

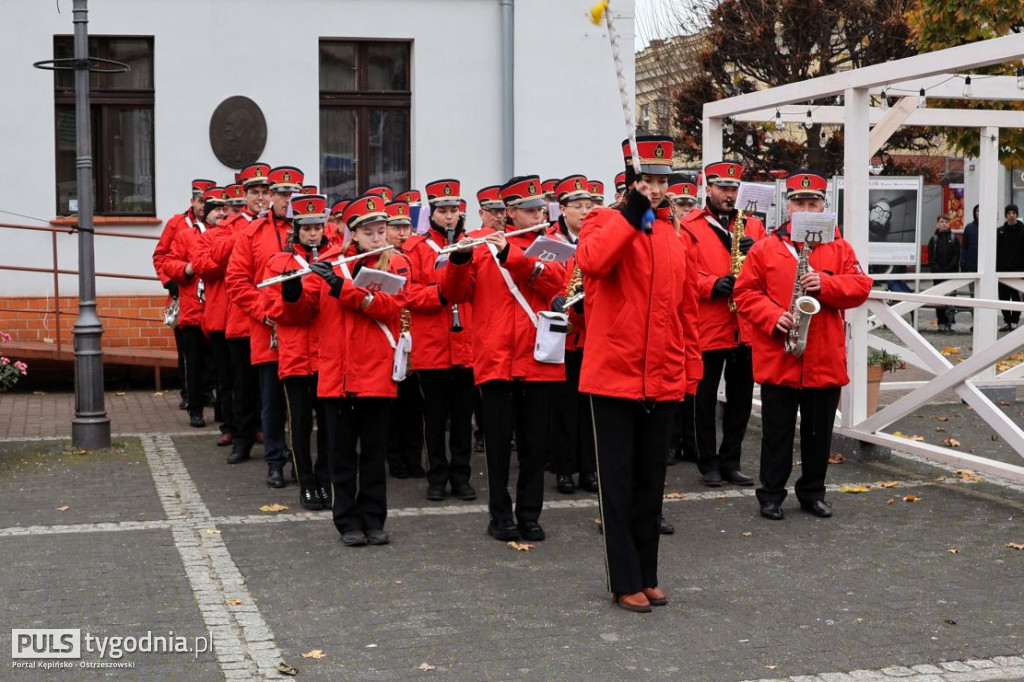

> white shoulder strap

[
  {"left": 488, "top": 244, "right": 538, "bottom": 328},
  {"left": 341, "top": 261, "right": 397, "bottom": 349}
]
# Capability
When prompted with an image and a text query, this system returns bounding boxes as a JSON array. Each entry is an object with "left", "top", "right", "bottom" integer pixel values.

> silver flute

[
  {"left": 436, "top": 224, "right": 547, "bottom": 255},
  {"left": 256, "top": 244, "right": 394, "bottom": 288}
]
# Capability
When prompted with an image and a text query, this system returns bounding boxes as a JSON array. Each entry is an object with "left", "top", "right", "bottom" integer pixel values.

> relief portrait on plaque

[{"left": 209, "top": 96, "right": 267, "bottom": 169}]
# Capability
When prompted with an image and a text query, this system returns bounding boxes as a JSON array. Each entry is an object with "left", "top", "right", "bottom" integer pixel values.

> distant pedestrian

[
  {"left": 960, "top": 204, "right": 979, "bottom": 273},
  {"left": 996, "top": 204, "right": 1024, "bottom": 331},
  {"left": 928, "top": 214, "right": 960, "bottom": 333}
]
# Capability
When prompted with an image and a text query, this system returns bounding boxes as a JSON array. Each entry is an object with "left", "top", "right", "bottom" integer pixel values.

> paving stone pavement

[{"left": 1, "top": 391, "right": 1023, "bottom": 681}]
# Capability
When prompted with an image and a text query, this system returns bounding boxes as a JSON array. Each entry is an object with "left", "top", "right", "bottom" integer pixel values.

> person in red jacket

[
  {"left": 610, "top": 171, "right": 626, "bottom": 208},
  {"left": 440, "top": 175, "right": 566, "bottom": 542},
  {"left": 293, "top": 194, "right": 407, "bottom": 546},
  {"left": 402, "top": 179, "right": 477, "bottom": 502},
  {"left": 262, "top": 194, "right": 332, "bottom": 511},
  {"left": 733, "top": 171, "right": 872, "bottom": 521},
  {"left": 226, "top": 165, "right": 304, "bottom": 488},
  {"left": 546, "top": 175, "right": 598, "bottom": 495},
  {"left": 681, "top": 162, "right": 768, "bottom": 488},
  {"left": 153, "top": 178, "right": 215, "bottom": 410},
  {"left": 577, "top": 135, "right": 702, "bottom": 613},
  {"left": 589, "top": 179, "right": 606, "bottom": 207}
]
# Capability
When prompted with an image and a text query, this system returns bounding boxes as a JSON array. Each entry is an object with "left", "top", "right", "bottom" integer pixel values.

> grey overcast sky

[{"left": 632, "top": 0, "right": 707, "bottom": 51}]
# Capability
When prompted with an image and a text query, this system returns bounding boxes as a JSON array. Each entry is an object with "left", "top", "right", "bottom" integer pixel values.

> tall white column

[
  {"left": 702, "top": 116, "right": 723, "bottom": 168},
  {"left": 975, "top": 127, "right": 1000, "bottom": 379}
]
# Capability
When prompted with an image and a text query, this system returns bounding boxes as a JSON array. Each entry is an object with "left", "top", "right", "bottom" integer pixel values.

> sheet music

[
  {"left": 352, "top": 267, "right": 407, "bottom": 294},
  {"left": 524, "top": 236, "right": 576, "bottom": 263},
  {"left": 790, "top": 212, "right": 837, "bottom": 244},
  {"left": 735, "top": 182, "right": 775, "bottom": 215}
]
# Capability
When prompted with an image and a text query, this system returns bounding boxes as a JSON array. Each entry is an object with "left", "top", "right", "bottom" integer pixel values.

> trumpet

[
  {"left": 436, "top": 224, "right": 548, "bottom": 254},
  {"left": 256, "top": 244, "right": 394, "bottom": 288}
]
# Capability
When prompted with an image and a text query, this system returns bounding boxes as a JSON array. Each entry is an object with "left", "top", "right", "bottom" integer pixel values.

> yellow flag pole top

[{"left": 589, "top": 0, "right": 609, "bottom": 25}]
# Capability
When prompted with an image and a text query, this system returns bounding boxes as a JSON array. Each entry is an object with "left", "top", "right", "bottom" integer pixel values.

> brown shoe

[
  {"left": 217, "top": 433, "right": 233, "bottom": 447},
  {"left": 642, "top": 586, "right": 668, "bottom": 606},
  {"left": 612, "top": 592, "right": 652, "bottom": 613},
  {"left": 255, "top": 431, "right": 264, "bottom": 444}
]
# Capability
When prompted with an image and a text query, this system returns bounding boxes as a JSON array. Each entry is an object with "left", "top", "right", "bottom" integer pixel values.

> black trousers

[
  {"left": 591, "top": 395, "right": 672, "bottom": 595},
  {"left": 257, "top": 362, "right": 288, "bottom": 467},
  {"left": 323, "top": 397, "right": 390, "bottom": 534},
  {"left": 757, "top": 384, "right": 841, "bottom": 505},
  {"left": 387, "top": 373, "right": 425, "bottom": 473},
  {"left": 227, "top": 338, "right": 259, "bottom": 446},
  {"left": 669, "top": 394, "right": 698, "bottom": 460},
  {"left": 695, "top": 346, "right": 754, "bottom": 475},
  {"left": 179, "top": 325, "right": 208, "bottom": 417},
  {"left": 173, "top": 323, "right": 187, "bottom": 401},
  {"left": 419, "top": 367, "right": 475, "bottom": 486},
  {"left": 479, "top": 380, "right": 554, "bottom": 525},
  {"left": 283, "top": 374, "right": 330, "bottom": 491},
  {"left": 551, "top": 349, "right": 596, "bottom": 476},
  {"left": 208, "top": 332, "right": 235, "bottom": 435},
  {"left": 999, "top": 283, "right": 1021, "bottom": 325}
]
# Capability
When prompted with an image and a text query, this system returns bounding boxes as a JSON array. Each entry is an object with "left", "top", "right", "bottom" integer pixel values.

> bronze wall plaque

[{"left": 209, "top": 96, "right": 267, "bottom": 169}]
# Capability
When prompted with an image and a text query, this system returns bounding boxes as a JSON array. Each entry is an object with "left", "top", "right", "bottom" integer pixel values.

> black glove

[
  {"left": 449, "top": 248, "right": 472, "bottom": 265},
  {"left": 738, "top": 236, "right": 755, "bottom": 255},
  {"left": 164, "top": 281, "right": 179, "bottom": 298},
  {"left": 435, "top": 285, "right": 448, "bottom": 307},
  {"left": 712, "top": 275, "right": 736, "bottom": 298},
  {"left": 623, "top": 161, "right": 638, "bottom": 191},
  {"left": 309, "top": 261, "right": 344, "bottom": 298},
  {"left": 620, "top": 188, "right": 652, "bottom": 232},
  {"left": 281, "top": 272, "right": 303, "bottom": 303},
  {"left": 551, "top": 295, "right": 567, "bottom": 313},
  {"left": 496, "top": 242, "right": 511, "bottom": 263}
]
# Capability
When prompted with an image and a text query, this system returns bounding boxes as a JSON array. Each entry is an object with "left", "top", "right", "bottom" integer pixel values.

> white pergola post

[
  {"left": 842, "top": 87, "right": 871, "bottom": 427},
  {"left": 702, "top": 116, "right": 723, "bottom": 165},
  {"left": 976, "top": 127, "right": 1000, "bottom": 380}
]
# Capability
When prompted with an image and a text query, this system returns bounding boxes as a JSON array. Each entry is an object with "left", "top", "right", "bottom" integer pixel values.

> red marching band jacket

[
  {"left": 575, "top": 205, "right": 703, "bottom": 401},
  {"left": 215, "top": 212, "right": 257, "bottom": 339},
  {"left": 283, "top": 243, "right": 407, "bottom": 399},
  {"left": 681, "top": 208, "right": 768, "bottom": 351},
  {"left": 545, "top": 225, "right": 586, "bottom": 350},
  {"left": 161, "top": 222, "right": 206, "bottom": 328},
  {"left": 191, "top": 224, "right": 232, "bottom": 336},
  {"left": 260, "top": 247, "right": 321, "bottom": 380},
  {"left": 439, "top": 226, "right": 566, "bottom": 384},
  {"left": 152, "top": 207, "right": 197, "bottom": 288},
  {"left": 732, "top": 224, "right": 873, "bottom": 389},
  {"left": 401, "top": 229, "right": 474, "bottom": 369},
  {"left": 226, "top": 211, "right": 292, "bottom": 364}
]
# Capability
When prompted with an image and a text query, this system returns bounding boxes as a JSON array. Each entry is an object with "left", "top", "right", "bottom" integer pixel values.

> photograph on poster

[{"left": 834, "top": 176, "right": 922, "bottom": 265}]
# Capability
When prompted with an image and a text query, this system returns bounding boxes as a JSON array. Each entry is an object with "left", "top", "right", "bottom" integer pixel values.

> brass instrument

[
  {"left": 784, "top": 231, "right": 823, "bottom": 357},
  {"left": 256, "top": 245, "right": 394, "bottom": 288},
  {"left": 436, "top": 224, "right": 547, "bottom": 254},
  {"left": 727, "top": 210, "right": 747, "bottom": 312},
  {"left": 562, "top": 265, "right": 584, "bottom": 312}
]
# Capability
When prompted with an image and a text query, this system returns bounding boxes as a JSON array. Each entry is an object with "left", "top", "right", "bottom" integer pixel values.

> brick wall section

[{"left": 0, "top": 295, "right": 175, "bottom": 349}]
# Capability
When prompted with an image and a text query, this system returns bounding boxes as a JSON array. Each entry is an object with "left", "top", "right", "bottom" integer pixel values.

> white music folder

[
  {"left": 352, "top": 267, "right": 407, "bottom": 294},
  {"left": 524, "top": 236, "right": 576, "bottom": 263}
]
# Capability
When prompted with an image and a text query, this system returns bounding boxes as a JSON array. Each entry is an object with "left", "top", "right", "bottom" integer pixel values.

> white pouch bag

[{"left": 534, "top": 311, "right": 568, "bottom": 364}]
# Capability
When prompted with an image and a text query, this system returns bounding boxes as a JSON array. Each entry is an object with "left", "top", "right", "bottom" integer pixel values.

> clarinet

[{"left": 447, "top": 227, "right": 464, "bottom": 332}]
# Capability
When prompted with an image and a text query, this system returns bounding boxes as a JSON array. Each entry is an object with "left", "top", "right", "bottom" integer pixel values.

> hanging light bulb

[
  {"left": 774, "top": 109, "right": 785, "bottom": 131},
  {"left": 963, "top": 75, "right": 973, "bottom": 99},
  {"left": 1017, "top": 67, "right": 1024, "bottom": 91},
  {"left": 724, "top": 117, "right": 734, "bottom": 135},
  {"left": 765, "top": 131, "right": 775, "bottom": 144},
  {"left": 745, "top": 132, "right": 754, "bottom": 147},
  {"left": 803, "top": 109, "right": 813, "bottom": 130},
  {"left": 820, "top": 127, "right": 827, "bottom": 146},
  {"left": 880, "top": 87, "right": 889, "bottom": 110},
  {"left": 918, "top": 88, "right": 927, "bottom": 109}
]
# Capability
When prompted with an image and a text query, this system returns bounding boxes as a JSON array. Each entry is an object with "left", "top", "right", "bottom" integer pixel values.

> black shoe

[
  {"left": 266, "top": 466, "right": 285, "bottom": 489},
  {"left": 666, "top": 447, "right": 682, "bottom": 466},
  {"left": 579, "top": 472, "right": 599, "bottom": 492},
  {"left": 487, "top": 520, "right": 520, "bottom": 541},
  {"left": 226, "top": 443, "right": 251, "bottom": 464},
  {"left": 451, "top": 482, "right": 477, "bottom": 501},
  {"left": 179, "top": 397, "right": 188, "bottom": 410},
  {"left": 389, "top": 463, "right": 409, "bottom": 479},
  {"left": 1000, "top": 323, "right": 1014, "bottom": 332},
  {"left": 365, "top": 528, "right": 390, "bottom": 545},
  {"left": 800, "top": 500, "right": 833, "bottom": 518},
  {"left": 722, "top": 469, "right": 754, "bottom": 486},
  {"left": 341, "top": 529, "right": 366, "bottom": 546},
  {"left": 658, "top": 515, "right": 675, "bottom": 535},
  {"left": 300, "top": 488, "right": 324, "bottom": 511},
  {"left": 702, "top": 470, "right": 723, "bottom": 487},
  {"left": 188, "top": 413, "right": 206, "bottom": 428},
  {"left": 426, "top": 483, "right": 447, "bottom": 501},
  {"left": 473, "top": 434, "right": 485, "bottom": 452},
  {"left": 518, "top": 520, "right": 546, "bottom": 541},
  {"left": 760, "top": 502, "right": 784, "bottom": 520},
  {"left": 556, "top": 474, "right": 575, "bottom": 494},
  {"left": 317, "top": 486, "right": 332, "bottom": 506},
  {"left": 406, "top": 464, "right": 427, "bottom": 479}
]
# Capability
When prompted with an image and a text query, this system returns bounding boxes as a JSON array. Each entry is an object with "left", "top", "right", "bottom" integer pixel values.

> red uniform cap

[
  {"left": 234, "top": 171, "right": 243, "bottom": 184},
  {"left": 668, "top": 182, "right": 699, "bottom": 203},
  {"left": 621, "top": 135, "right": 673, "bottom": 175},
  {"left": 239, "top": 163, "right": 271, "bottom": 188},
  {"left": 394, "top": 190, "right": 421, "bottom": 206},
  {"left": 704, "top": 161, "right": 743, "bottom": 187},
  {"left": 426, "top": 179, "right": 462, "bottom": 207},
  {"left": 201, "top": 187, "right": 227, "bottom": 204},
  {"left": 365, "top": 185, "right": 394, "bottom": 203},
  {"left": 343, "top": 194, "right": 389, "bottom": 229},
  {"left": 268, "top": 166, "right": 304, "bottom": 193},
  {"left": 542, "top": 178, "right": 559, "bottom": 198},
  {"left": 225, "top": 184, "right": 246, "bottom": 205},
  {"left": 301, "top": 185, "right": 319, "bottom": 195},
  {"left": 291, "top": 194, "right": 328, "bottom": 224},
  {"left": 589, "top": 180, "right": 605, "bottom": 200},
  {"left": 556, "top": 175, "right": 591, "bottom": 203},
  {"left": 477, "top": 185, "right": 504, "bottom": 210},
  {"left": 459, "top": 199, "right": 467, "bottom": 215},
  {"left": 786, "top": 171, "right": 828, "bottom": 199},
  {"left": 500, "top": 175, "right": 545, "bottom": 209},
  {"left": 614, "top": 172, "right": 626, "bottom": 191},
  {"left": 387, "top": 201, "right": 412, "bottom": 224},
  {"left": 192, "top": 179, "right": 217, "bottom": 196},
  {"left": 330, "top": 200, "right": 350, "bottom": 217}
]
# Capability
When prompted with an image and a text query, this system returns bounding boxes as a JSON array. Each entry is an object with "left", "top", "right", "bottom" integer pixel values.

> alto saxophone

[
  {"left": 562, "top": 265, "right": 584, "bottom": 311},
  {"left": 727, "top": 210, "right": 747, "bottom": 312},
  {"left": 784, "top": 231, "right": 823, "bottom": 357}
]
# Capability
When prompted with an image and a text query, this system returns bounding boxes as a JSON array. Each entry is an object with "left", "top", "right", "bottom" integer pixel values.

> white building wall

[{"left": 0, "top": 0, "right": 634, "bottom": 297}]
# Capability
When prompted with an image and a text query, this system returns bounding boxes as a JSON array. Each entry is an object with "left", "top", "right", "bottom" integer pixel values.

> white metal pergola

[{"left": 702, "top": 33, "right": 1024, "bottom": 483}]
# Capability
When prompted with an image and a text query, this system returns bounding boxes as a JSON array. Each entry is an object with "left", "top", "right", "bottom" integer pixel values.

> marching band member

[
  {"left": 224, "top": 183, "right": 247, "bottom": 217},
  {"left": 610, "top": 172, "right": 626, "bottom": 208},
  {"left": 547, "top": 175, "right": 598, "bottom": 495},
  {"left": 681, "top": 162, "right": 767, "bottom": 488},
  {"left": 577, "top": 135, "right": 701, "bottom": 613},
  {"left": 261, "top": 194, "right": 332, "bottom": 511},
  {"left": 384, "top": 200, "right": 427, "bottom": 481},
  {"left": 402, "top": 180, "right": 477, "bottom": 501},
  {"left": 668, "top": 179, "right": 699, "bottom": 219},
  {"left": 226, "top": 165, "right": 305, "bottom": 488},
  {"left": 589, "top": 179, "right": 606, "bottom": 207},
  {"left": 328, "top": 200, "right": 350, "bottom": 246},
  {"left": 733, "top": 171, "right": 871, "bottom": 521},
  {"left": 293, "top": 194, "right": 407, "bottom": 546},
  {"left": 440, "top": 175, "right": 566, "bottom": 542}
]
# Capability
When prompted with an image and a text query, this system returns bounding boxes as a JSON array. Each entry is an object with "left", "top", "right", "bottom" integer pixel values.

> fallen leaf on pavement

[
  {"left": 593, "top": 518, "right": 601, "bottom": 525},
  {"left": 153, "top": 391, "right": 164, "bottom": 396},
  {"left": 879, "top": 481, "right": 900, "bottom": 488},
  {"left": 892, "top": 431, "right": 925, "bottom": 441},
  {"left": 1006, "top": 542, "right": 1024, "bottom": 550},
  {"left": 417, "top": 663, "right": 436, "bottom": 671},
  {"left": 114, "top": 391, "right": 126, "bottom": 397},
  {"left": 507, "top": 541, "right": 535, "bottom": 551},
  {"left": 715, "top": 493, "right": 726, "bottom": 499},
  {"left": 56, "top": 505, "right": 69, "bottom": 512},
  {"left": 886, "top": 498, "right": 895, "bottom": 505},
  {"left": 941, "top": 346, "right": 962, "bottom": 356},
  {"left": 943, "top": 618, "right": 957, "bottom": 626},
  {"left": 205, "top": 529, "right": 221, "bottom": 534},
  {"left": 394, "top": 580, "right": 403, "bottom": 585},
  {"left": 227, "top": 598, "right": 243, "bottom": 606},
  {"left": 33, "top": 391, "right": 46, "bottom": 395},
  {"left": 935, "top": 476, "right": 948, "bottom": 483},
  {"left": 259, "top": 503, "right": 289, "bottom": 513},
  {"left": 943, "top": 437, "right": 961, "bottom": 448},
  {"left": 935, "top": 416, "right": 950, "bottom": 422},
  {"left": 991, "top": 435, "right": 1001, "bottom": 442},
  {"left": 902, "top": 494, "right": 921, "bottom": 502},
  {"left": 828, "top": 452, "right": 845, "bottom": 464},
  {"left": 664, "top": 492, "right": 685, "bottom": 499},
  {"left": 840, "top": 485, "right": 872, "bottom": 493},
  {"left": 935, "top": 427, "right": 946, "bottom": 432},
  {"left": 947, "top": 548, "right": 960, "bottom": 554},
  {"left": 766, "top": 665, "right": 778, "bottom": 670},
  {"left": 301, "top": 650, "right": 326, "bottom": 659},
  {"left": 741, "top": 532, "right": 752, "bottom": 537},
  {"left": 276, "top": 662, "right": 298, "bottom": 676}
]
